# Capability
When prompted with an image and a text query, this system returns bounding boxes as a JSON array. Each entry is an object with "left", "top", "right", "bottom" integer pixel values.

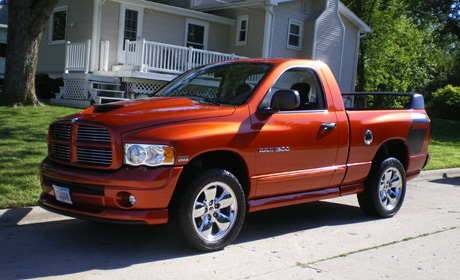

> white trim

[
  {"left": 338, "top": 2, "right": 371, "bottom": 33},
  {"left": 262, "top": 5, "right": 274, "bottom": 58},
  {"left": 351, "top": 32, "right": 361, "bottom": 92},
  {"left": 194, "top": 0, "right": 294, "bottom": 11},
  {"left": 49, "top": 6, "right": 68, "bottom": 45},
  {"left": 235, "top": 15, "right": 249, "bottom": 46},
  {"left": 337, "top": 4, "right": 346, "bottom": 82},
  {"left": 286, "top": 19, "right": 303, "bottom": 51},
  {"left": 91, "top": 0, "right": 106, "bottom": 73},
  {"left": 117, "top": 4, "right": 144, "bottom": 64},
  {"left": 185, "top": 18, "right": 209, "bottom": 50}
]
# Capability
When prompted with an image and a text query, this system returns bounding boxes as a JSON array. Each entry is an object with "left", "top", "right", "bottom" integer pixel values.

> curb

[{"left": 413, "top": 168, "right": 460, "bottom": 181}]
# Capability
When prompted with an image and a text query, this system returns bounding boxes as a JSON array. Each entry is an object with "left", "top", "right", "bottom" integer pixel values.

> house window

[
  {"left": 236, "top": 15, "right": 249, "bottom": 46},
  {"left": 0, "top": 43, "right": 6, "bottom": 58},
  {"left": 123, "top": 9, "right": 139, "bottom": 50},
  {"left": 287, "top": 20, "right": 302, "bottom": 50},
  {"left": 124, "top": 9, "right": 138, "bottom": 42},
  {"left": 49, "top": 6, "right": 67, "bottom": 44},
  {"left": 186, "top": 19, "right": 208, "bottom": 49}
]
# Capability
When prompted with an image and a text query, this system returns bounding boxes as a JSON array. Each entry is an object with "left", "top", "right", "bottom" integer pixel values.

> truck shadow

[
  {"left": 429, "top": 176, "right": 460, "bottom": 187},
  {"left": 236, "top": 200, "right": 371, "bottom": 243},
  {"left": 0, "top": 200, "right": 372, "bottom": 279}
]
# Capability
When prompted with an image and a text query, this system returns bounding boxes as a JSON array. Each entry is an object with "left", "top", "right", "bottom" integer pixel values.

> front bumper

[{"left": 39, "top": 157, "right": 183, "bottom": 225}]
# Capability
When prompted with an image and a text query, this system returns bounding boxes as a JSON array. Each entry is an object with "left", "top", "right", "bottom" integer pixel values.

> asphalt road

[{"left": 1, "top": 168, "right": 459, "bottom": 280}]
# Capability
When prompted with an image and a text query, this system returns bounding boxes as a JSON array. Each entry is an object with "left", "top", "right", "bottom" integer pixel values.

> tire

[
  {"left": 170, "top": 169, "right": 246, "bottom": 252},
  {"left": 358, "top": 157, "right": 406, "bottom": 218}
]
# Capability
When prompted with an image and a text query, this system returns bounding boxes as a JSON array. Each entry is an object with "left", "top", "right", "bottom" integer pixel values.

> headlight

[{"left": 124, "top": 144, "right": 175, "bottom": 167}]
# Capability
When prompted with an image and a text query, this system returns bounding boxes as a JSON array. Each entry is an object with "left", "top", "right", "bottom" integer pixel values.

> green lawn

[
  {"left": 0, "top": 105, "right": 80, "bottom": 208},
  {"left": 0, "top": 105, "right": 458, "bottom": 209},
  {"left": 425, "top": 118, "right": 460, "bottom": 170}
]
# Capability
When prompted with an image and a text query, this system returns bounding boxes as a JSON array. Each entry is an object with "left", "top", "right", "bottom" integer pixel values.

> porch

[{"left": 52, "top": 39, "right": 246, "bottom": 107}]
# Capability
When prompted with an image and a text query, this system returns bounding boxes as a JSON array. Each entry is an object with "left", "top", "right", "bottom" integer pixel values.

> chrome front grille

[
  {"left": 77, "top": 147, "right": 112, "bottom": 165},
  {"left": 77, "top": 126, "right": 111, "bottom": 143},
  {"left": 51, "top": 143, "right": 70, "bottom": 162},
  {"left": 49, "top": 123, "right": 113, "bottom": 167},
  {"left": 52, "top": 124, "right": 71, "bottom": 140}
]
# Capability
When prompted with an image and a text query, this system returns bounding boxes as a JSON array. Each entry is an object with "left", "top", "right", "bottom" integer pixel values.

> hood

[{"left": 60, "top": 97, "right": 236, "bottom": 132}]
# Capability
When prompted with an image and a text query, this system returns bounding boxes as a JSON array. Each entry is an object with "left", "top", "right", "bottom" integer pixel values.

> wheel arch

[
  {"left": 372, "top": 139, "right": 409, "bottom": 171},
  {"left": 171, "top": 150, "right": 251, "bottom": 204}
]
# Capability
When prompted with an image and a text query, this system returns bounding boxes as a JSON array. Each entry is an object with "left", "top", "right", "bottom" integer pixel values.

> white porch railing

[
  {"left": 125, "top": 39, "right": 246, "bottom": 74},
  {"left": 64, "top": 40, "right": 91, "bottom": 74},
  {"left": 65, "top": 39, "right": 246, "bottom": 75}
]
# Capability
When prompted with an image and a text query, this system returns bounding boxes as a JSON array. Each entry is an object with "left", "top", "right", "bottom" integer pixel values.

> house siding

[
  {"left": 143, "top": 8, "right": 229, "bottom": 52},
  {"left": 271, "top": 1, "right": 310, "bottom": 59},
  {"left": 339, "top": 14, "right": 359, "bottom": 92},
  {"left": 302, "top": 0, "right": 328, "bottom": 59},
  {"left": 208, "top": 22, "right": 230, "bottom": 52},
  {"left": 314, "top": 0, "right": 343, "bottom": 85},
  {"left": 143, "top": 9, "right": 185, "bottom": 46},
  {"left": 211, "top": 7, "right": 266, "bottom": 58},
  {"left": 37, "top": 0, "right": 94, "bottom": 75}
]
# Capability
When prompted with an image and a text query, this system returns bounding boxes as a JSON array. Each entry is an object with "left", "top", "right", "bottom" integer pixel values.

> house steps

[
  {"left": 89, "top": 81, "right": 130, "bottom": 104},
  {"left": 50, "top": 98, "right": 92, "bottom": 108}
]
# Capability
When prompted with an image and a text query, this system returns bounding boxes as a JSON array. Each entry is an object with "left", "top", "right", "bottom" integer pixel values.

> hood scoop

[{"left": 93, "top": 104, "right": 125, "bottom": 113}]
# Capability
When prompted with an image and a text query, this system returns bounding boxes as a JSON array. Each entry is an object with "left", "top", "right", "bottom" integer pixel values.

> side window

[
  {"left": 287, "top": 20, "right": 302, "bottom": 50},
  {"left": 263, "top": 68, "right": 326, "bottom": 111},
  {"left": 49, "top": 6, "right": 67, "bottom": 45},
  {"left": 236, "top": 15, "right": 249, "bottom": 46},
  {"left": 186, "top": 19, "right": 208, "bottom": 50}
]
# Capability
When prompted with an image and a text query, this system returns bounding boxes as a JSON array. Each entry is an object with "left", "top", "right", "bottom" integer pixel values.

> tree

[
  {"left": 0, "top": 0, "right": 59, "bottom": 107},
  {"left": 404, "top": 0, "right": 460, "bottom": 42},
  {"left": 340, "top": 0, "right": 379, "bottom": 92},
  {"left": 341, "top": 0, "right": 458, "bottom": 96},
  {"left": 403, "top": 0, "right": 460, "bottom": 90}
]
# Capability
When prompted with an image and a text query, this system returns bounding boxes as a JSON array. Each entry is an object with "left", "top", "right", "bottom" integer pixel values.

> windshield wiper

[{"left": 201, "top": 97, "right": 222, "bottom": 106}]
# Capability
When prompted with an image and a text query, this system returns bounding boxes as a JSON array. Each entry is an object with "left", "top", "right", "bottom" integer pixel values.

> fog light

[{"left": 128, "top": 194, "right": 136, "bottom": 206}]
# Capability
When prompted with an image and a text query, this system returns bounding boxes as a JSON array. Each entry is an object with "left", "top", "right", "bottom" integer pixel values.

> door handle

[{"left": 321, "top": 122, "right": 336, "bottom": 130}]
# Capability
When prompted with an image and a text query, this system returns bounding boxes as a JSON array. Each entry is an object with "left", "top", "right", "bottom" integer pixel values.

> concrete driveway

[{"left": 1, "top": 169, "right": 459, "bottom": 280}]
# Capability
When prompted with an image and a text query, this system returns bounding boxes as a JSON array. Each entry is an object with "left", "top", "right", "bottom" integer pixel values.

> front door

[
  {"left": 117, "top": 4, "right": 143, "bottom": 64},
  {"left": 252, "top": 67, "right": 339, "bottom": 198}
]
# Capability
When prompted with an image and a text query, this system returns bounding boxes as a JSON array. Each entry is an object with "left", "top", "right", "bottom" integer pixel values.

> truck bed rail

[{"left": 342, "top": 92, "right": 425, "bottom": 110}]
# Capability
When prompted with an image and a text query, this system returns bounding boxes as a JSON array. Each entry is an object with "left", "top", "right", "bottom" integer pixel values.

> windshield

[{"left": 154, "top": 62, "right": 273, "bottom": 106}]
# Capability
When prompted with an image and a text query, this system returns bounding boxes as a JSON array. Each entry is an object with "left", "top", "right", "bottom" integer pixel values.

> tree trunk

[{"left": 0, "top": 0, "right": 59, "bottom": 107}]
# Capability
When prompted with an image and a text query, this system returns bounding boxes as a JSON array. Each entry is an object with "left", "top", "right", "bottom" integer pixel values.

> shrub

[{"left": 426, "top": 85, "right": 460, "bottom": 121}]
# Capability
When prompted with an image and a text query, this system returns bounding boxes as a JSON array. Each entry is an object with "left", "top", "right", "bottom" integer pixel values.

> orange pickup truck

[{"left": 39, "top": 59, "right": 430, "bottom": 251}]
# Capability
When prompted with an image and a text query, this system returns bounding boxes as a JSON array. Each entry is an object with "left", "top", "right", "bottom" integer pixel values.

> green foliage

[
  {"left": 364, "top": 13, "right": 437, "bottom": 93},
  {"left": 403, "top": 0, "right": 460, "bottom": 42},
  {"left": 426, "top": 85, "right": 460, "bottom": 120},
  {"left": 341, "top": 0, "right": 460, "bottom": 118},
  {"left": 0, "top": 105, "right": 80, "bottom": 208}
]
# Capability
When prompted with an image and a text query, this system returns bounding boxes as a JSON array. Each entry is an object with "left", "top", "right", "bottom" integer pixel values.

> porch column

[
  {"left": 91, "top": 0, "right": 107, "bottom": 72},
  {"left": 262, "top": 4, "right": 274, "bottom": 58}
]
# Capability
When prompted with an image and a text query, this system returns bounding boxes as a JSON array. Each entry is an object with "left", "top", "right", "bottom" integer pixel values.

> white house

[{"left": 36, "top": 0, "right": 371, "bottom": 107}]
